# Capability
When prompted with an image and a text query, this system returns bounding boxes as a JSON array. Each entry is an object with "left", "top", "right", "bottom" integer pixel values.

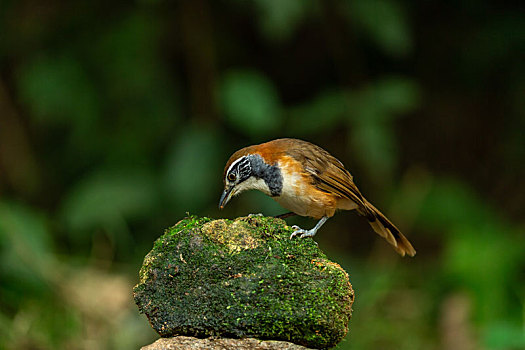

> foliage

[{"left": 0, "top": 0, "right": 523, "bottom": 349}]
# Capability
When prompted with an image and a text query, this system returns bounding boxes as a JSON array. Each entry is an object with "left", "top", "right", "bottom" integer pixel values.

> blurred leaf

[
  {"left": 163, "top": 126, "right": 224, "bottom": 212},
  {"left": 445, "top": 225, "right": 524, "bottom": 323},
  {"left": 350, "top": 121, "right": 397, "bottom": 180},
  {"left": 288, "top": 77, "right": 419, "bottom": 137},
  {"left": 345, "top": 77, "right": 420, "bottom": 123},
  {"left": 93, "top": 12, "right": 181, "bottom": 148},
  {"left": 288, "top": 90, "right": 348, "bottom": 134},
  {"left": 0, "top": 201, "right": 53, "bottom": 269},
  {"left": 418, "top": 178, "right": 525, "bottom": 327},
  {"left": 251, "top": 0, "right": 312, "bottom": 42},
  {"left": 94, "top": 12, "right": 162, "bottom": 98},
  {"left": 345, "top": 0, "right": 412, "bottom": 57},
  {"left": 416, "top": 179, "right": 494, "bottom": 232},
  {"left": 0, "top": 201, "right": 56, "bottom": 303},
  {"left": 484, "top": 321, "right": 525, "bottom": 349},
  {"left": 60, "top": 169, "right": 158, "bottom": 234},
  {"left": 17, "top": 53, "right": 100, "bottom": 126},
  {"left": 220, "top": 69, "right": 282, "bottom": 136},
  {"left": 367, "top": 77, "right": 420, "bottom": 116}
]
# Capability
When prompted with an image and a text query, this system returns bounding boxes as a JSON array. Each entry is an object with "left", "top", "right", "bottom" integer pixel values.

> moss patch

[{"left": 134, "top": 215, "right": 354, "bottom": 349}]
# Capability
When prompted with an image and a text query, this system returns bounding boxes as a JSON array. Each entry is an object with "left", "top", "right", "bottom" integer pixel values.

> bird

[{"left": 218, "top": 138, "right": 416, "bottom": 257}]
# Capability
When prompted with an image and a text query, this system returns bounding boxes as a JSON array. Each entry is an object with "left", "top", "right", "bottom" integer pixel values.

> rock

[
  {"left": 134, "top": 216, "right": 354, "bottom": 349},
  {"left": 141, "top": 336, "right": 313, "bottom": 349}
]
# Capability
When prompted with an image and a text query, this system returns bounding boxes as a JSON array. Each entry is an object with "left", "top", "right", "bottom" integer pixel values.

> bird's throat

[{"left": 247, "top": 154, "right": 283, "bottom": 197}]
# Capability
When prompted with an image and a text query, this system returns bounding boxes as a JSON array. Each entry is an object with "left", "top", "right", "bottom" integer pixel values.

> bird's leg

[
  {"left": 290, "top": 216, "right": 329, "bottom": 239},
  {"left": 248, "top": 213, "right": 264, "bottom": 217},
  {"left": 275, "top": 212, "right": 297, "bottom": 219}
]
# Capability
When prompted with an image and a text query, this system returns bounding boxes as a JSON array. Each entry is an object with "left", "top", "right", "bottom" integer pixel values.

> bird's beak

[{"left": 219, "top": 186, "right": 234, "bottom": 209}]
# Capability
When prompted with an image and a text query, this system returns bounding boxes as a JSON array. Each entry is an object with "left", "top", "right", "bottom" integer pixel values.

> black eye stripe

[
  {"left": 226, "top": 157, "right": 251, "bottom": 182},
  {"left": 226, "top": 154, "right": 282, "bottom": 196},
  {"left": 237, "top": 158, "right": 251, "bottom": 178},
  {"left": 228, "top": 158, "right": 249, "bottom": 179}
]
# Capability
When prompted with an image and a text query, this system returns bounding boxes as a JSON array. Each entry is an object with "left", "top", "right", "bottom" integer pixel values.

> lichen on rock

[{"left": 134, "top": 215, "right": 354, "bottom": 349}]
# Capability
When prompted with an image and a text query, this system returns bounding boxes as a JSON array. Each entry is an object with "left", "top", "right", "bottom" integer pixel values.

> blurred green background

[{"left": 0, "top": 0, "right": 524, "bottom": 349}]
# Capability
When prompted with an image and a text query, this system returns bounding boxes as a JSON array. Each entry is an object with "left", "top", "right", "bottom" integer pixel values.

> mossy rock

[{"left": 133, "top": 215, "right": 354, "bottom": 349}]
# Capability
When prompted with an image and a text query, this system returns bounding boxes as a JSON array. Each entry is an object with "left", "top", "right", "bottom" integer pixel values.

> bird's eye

[{"left": 227, "top": 173, "right": 236, "bottom": 182}]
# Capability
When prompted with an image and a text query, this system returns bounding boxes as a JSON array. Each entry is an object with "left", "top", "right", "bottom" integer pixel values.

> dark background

[{"left": 1, "top": 0, "right": 524, "bottom": 349}]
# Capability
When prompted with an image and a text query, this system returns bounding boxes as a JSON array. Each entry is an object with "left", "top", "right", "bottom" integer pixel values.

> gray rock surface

[{"left": 141, "top": 336, "right": 313, "bottom": 350}]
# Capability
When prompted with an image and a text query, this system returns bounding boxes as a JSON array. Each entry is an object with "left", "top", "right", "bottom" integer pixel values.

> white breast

[
  {"left": 272, "top": 162, "right": 312, "bottom": 216},
  {"left": 234, "top": 176, "right": 271, "bottom": 197}
]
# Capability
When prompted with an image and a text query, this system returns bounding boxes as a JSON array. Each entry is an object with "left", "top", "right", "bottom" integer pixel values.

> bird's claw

[
  {"left": 289, "top": 225, "right": 302, "bottom": 239},
  {"left": 248, "top": 213, "right": 264, "bottom": 217},
  {"left": 299, "top": 230, "right": 316, "bottom": 238},
  {"left": 289, "top": 225, "right": 316, "bottom": 239}
]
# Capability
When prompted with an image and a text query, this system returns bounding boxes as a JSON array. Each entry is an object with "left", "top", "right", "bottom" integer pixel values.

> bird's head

[{"left": 219, "top": 151, "right": 278, "bottom": 209}]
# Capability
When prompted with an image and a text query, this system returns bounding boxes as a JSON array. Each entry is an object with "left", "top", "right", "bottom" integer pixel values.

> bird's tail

[{"left": 358, "top": 199, "right": 416, "bottom": 257}]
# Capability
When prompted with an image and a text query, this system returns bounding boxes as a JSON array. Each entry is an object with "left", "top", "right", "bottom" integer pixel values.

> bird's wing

[{"left": 285, "top": 141, "right": 367, "bottom": 208}]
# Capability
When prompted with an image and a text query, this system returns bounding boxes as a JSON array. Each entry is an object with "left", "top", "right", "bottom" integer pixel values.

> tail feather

[{"left": 358, "top": 200, "right": 416, "bottom": 257}]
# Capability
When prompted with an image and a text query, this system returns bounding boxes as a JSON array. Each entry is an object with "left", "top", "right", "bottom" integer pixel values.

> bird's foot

[
  {"left": 290, "top": 225, "right": 318, "bottom": 239},
  {"left": 248, "top": 213, "right": 264, "bottom": 217}
]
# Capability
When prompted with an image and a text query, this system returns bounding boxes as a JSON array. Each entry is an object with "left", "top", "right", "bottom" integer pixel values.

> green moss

[{"left": 134, "top": 215, "right": 354, "bottom": 349}]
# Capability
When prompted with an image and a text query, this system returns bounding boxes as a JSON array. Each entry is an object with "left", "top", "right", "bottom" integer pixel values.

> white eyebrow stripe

[{"left": 226, "top": 156, "right": 246, "bottom": 176}]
